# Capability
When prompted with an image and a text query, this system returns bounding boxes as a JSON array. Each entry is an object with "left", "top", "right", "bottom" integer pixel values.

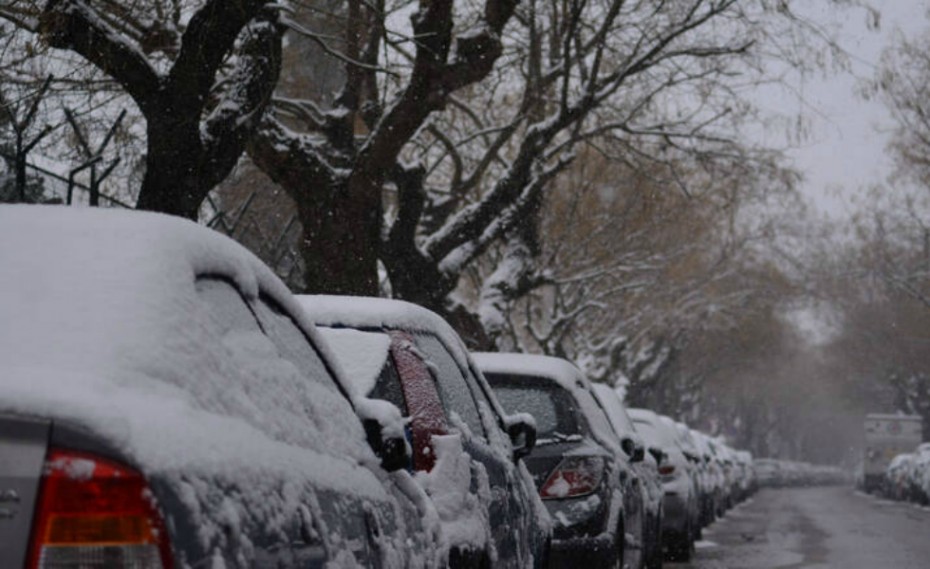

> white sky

[{"left": 755, "top": 1, "right": 928, "bottom": 220}]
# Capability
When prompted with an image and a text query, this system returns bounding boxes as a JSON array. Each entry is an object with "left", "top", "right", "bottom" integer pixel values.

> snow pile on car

[{"left": 882, "top": 444, "right": 930, "bottom": 505}]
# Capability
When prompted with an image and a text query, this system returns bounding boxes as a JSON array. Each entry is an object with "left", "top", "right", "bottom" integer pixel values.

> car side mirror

[
  {"left": 621, "top": 437, "right": 644, "bottom": 463},
  {"left": 505, "top": 414, "right": 537, "bottom": 461},
  {"left": 648, "top": 447, "right": 665, "bottom": 465},
  {"left": 363, "top": 418, "right": 411, "bottom": 472}
]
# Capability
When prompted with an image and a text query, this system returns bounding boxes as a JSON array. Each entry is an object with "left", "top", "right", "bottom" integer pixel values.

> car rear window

[
  {"left": 485, "top": 373, "right": 582, "bottom": 442},
  {"left": 414, "top": 333, "right": 485, "bottom": 439},
  {"left": 195, "top": 278, "right": 263, "bottom": 335},
  {"left": 194, "top": 278, "right": 368, "bottom": 458},
  {"left": 254, "top": 296, "right": 342, "bottom": 392}
]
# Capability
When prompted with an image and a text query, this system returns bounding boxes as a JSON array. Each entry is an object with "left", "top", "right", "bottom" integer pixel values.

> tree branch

[{"left": 39, "top": 0, "right": 160, "bottom": 111}]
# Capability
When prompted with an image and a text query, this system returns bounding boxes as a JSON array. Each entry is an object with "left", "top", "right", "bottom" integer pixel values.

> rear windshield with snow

[
  {"left": 632, "top": 418, "right": 668, "bottom": 448},
  {"left": 195, "top": 278, "right": 368, "bottom": 458},
  {"left": 484, "top": 373, "right": 583, "bottom": 443}
]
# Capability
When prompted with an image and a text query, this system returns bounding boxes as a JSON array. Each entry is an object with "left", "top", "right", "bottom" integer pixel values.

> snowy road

[{"left": 670, "top": 486, "right": 930, "bottom": 568}]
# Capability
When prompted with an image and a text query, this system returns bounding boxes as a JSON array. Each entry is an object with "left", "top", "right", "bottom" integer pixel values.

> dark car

[
  {"left": 0, "top": 206, "right": 438, "bottom": 568},
  {"left": 474, "top": 352, "right": 636, "bottom": 569},
  {"left": 298, "top": 295, "right": 551, "bottom": 568},
  {"left": 628, "top": 409, "right": 700, "bottom": 562},
  {"left": 591, "top": 383, "right": 665, "bottom": 569}
]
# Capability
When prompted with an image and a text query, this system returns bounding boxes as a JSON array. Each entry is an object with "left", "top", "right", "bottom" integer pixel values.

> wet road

[{"left": 671, "top": 486, "right": 930, "bottom": 568}]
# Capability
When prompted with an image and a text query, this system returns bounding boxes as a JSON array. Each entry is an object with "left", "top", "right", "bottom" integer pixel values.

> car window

[
  {"left": 414, "top": 333, "right": 485, "bottom": 439},
  {"left": 576, "top": 389, "right": 622, "bottom": 450},
  {"left": 253, "top": 296, "right": 340, "bottom": 392},
  {"left": 372, "top": 357, "right": 408, "bottom": 415},
  {"left": 194, "top": 279, "right": 368, "bottom": 459},
  {"left": 486, "top": 373, "right": 582, "bottom": 442},
  {"left": 195, "top": 278, "right": 263, "bottom": 335}
]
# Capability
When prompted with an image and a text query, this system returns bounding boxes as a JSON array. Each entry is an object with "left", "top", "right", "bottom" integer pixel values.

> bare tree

[
  {"left": 872, "top": 25, "right": 930, "bottom": 193},
  {"left": 250, "top": 0, "right": 850, "bottom": 311},
  {"left": 2, "top": 0, "right": 284, "bottom": 218}
]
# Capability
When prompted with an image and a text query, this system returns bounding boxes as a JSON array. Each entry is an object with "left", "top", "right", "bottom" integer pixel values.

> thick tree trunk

[
  {"left": 295, "top": 175, "right": 381, "bottom": 295},
  {"left": 135, "top": 112, "right": 204, "bottom": 219}
]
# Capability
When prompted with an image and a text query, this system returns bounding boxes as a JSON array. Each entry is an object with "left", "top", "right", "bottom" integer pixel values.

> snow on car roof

[
  {"left": 0, "top": 206, "right": 397, "bottom": 556},
  {"left": 297, "top": 294, "right": 472, "bottom": 368},
  {"left": 298, "top": 295, "right": 516, "bottom": 430},
  {"left": 471, "top": 352, "right": 586, "bottom": 393},
  {"left": 628, "top": 408, "right": 680, "bottom": 446},
  {"left": 0, "top": 205, "right": 319, "bottom": 373}
]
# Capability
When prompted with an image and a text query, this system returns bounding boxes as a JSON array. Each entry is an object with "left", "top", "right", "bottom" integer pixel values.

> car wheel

[
  {"left": 665, "top": 519, "right": 694, "bottom": 563},
  {"left": 613, "top": 521, "right": 626, "bottom": 569},
  {"left": 646, "top": 517, "right": 663, "bottom": 569},
  {"left": 449, "top": 546, "right": 487, "bottom": 569}
]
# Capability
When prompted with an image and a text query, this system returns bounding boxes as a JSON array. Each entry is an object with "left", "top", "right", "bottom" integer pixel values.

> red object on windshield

[{"left": 390, "top": 331, "right": 448, "bottom": 471}]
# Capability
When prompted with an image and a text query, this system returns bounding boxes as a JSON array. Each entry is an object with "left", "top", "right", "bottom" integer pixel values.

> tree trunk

[
  {"left": 297, "top": 174, "right": 381, "bottom": 295},
  {"left": 135, "top": 111, "right": 204, "bottom": 219}
]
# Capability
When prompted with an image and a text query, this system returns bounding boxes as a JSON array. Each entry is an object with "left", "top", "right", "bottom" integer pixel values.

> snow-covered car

[
  {"left": 298, "top": 296, "right": 551, "bottom": 568},
  {"left": 752, "top": 458, "right": 846, "bottom": 488},
  {"left": 733, "top": 450, "right": 756, "bottom": 502},
  {"left": 628, "top": 409, "right": 699, "bottom": 562},
  {"left": 475, "top": 353, "right": 636, "bottom": 569},
  {"left": 590, "top": 383, "right": 664, "bottom": 569},
  {"left": 753, "top": 458, "right": 782, "bottom": 487},
  {"left": 0, "top": 206, "right": 440, "bottom": 568},
  {"left": 909, "top": 443, "right": 930, "bottom": 505},
  {"left": 710, "top": 439, "right": 737, "bottom": 509},
  {"left": 885, "top": 453, "right": 916, "bottom": 501},
  {"left": 690, "top": 430, "right": 724, "bottom": 526},
  {"left": 668, "top": 422, "right": 706, "bottom": 533}
]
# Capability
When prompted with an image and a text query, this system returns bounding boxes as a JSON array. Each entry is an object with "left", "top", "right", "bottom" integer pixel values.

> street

[{"left": 672, "top": 486, "right": 930, "bottom": 568}]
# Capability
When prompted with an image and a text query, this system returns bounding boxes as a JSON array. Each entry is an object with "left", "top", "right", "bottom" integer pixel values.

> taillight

[
  {"left": 658, "top": 464, "right": 676, "bottom": 476},
  {"left": 539, "top": 457, "right": 605, "bottom": 499},
  {"left": 26, "top": 448, "right": 173, "bottom": 569}
]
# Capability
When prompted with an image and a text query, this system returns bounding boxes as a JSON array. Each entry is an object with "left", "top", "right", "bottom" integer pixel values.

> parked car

[
  {"left": 885, "top": 453, "right": 916, "bottom": 501},
  {"left": 668, "top": 422, "right": 706, "bottom": 534},
  {"left": 628, "top": 409, "right": 699, "bottom": 562},
  {"left": 754, "top": 458, "right": 782, "bottom": 487},
  {"left": 475, "top": 353, "right": 635, "bottom": 569},
  {"left": 753, "top": 458, "right": 847, "bottom": 488},
  {"left": 912, "top": 443, "right": 930, "bottom": 504},
  {"left": 690, "top": 430, "right": 724, "bottom": 527},
  {"left": 298, "top": 295, "right": 551, "bottom": 568},
  {"left": 0, "top": 206, "right": 439, "bottom": 568},
  {"left": 733, "top": 450, "right": 756, "bottom": 502},
  {"left": 590, "top": 383, "right": 664, "bottom": 569}
]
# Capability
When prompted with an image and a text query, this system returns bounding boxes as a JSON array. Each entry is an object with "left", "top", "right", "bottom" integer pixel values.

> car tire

[
  {"left": 665, "top": 519, "right": 694, "bottom": 563},
  {"left": 646, "top": 517, "right": 663, "bottom": 569},
  {"left": 449, "top": 546, "right": 487, "bottom": 569},
  {"left": 613, "top": 521, "right": 626, "bottom": 569}
]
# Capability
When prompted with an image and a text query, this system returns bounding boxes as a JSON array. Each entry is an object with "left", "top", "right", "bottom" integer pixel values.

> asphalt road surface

[{"left": 671, "top": 486, "right": 930, "bottom": 568}]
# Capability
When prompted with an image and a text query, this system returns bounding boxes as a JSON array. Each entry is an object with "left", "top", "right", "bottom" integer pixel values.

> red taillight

[
  {"left": 539, "top": 457, "right": 605, "bottom": 499},
  {"left": 26, "top": 448, "right": 173, "bottom": 569},
  {"left": 658, "top": 464, "right": 676, "bottom": 476}
]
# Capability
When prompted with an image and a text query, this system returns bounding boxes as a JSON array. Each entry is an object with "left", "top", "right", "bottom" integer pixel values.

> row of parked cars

[
  {"left": 0, "top": 207, "right": 753, "bottom": 568},
  {"left": 883, "top": 444, "right": 930, "bottom": 504},
  {"left": 753, "top": 459, "right": 848, "bottom": 489}
]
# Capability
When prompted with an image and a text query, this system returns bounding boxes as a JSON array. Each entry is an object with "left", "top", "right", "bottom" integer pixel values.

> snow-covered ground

[{"left": 671, "top": 486, "right": 930, "bottom": 568}]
